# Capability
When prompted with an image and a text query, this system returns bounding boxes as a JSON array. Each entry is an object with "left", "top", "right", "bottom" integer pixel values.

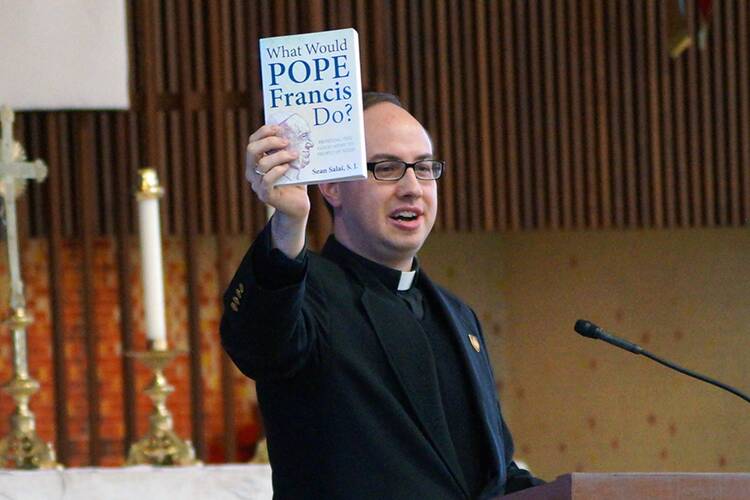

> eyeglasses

[{"left": 366, "top": 159, "right": 445, "bottom": 181}]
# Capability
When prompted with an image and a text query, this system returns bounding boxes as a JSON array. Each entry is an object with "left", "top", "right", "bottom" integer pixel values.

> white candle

[{"left": 137, "top": 169, "right": 167, "bottom": 349}]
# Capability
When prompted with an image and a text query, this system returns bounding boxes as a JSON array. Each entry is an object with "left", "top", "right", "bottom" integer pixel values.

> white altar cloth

[{"left": 0, "top": 464, "right": 273, "bottom": 500}]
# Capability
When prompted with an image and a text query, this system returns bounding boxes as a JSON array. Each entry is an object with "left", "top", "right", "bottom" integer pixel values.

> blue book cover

[{"left": 259, "top": 28, "right": 366, "bottom": 186}]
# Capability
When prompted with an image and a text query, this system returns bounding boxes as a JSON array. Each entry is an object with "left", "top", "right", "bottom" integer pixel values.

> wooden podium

[{"left": 502, "top": 473, "right": 750, "bottom": 499}]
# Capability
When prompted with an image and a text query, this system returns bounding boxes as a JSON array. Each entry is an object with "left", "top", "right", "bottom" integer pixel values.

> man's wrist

[{"left": 270, "top": 211, "right": 308, "bottom": 258}]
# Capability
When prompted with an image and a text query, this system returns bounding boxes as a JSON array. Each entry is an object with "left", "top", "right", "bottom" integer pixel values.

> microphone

[
  {"left": 574, "top": 319, "right": 643, "bottom": 354},
  {"left": 574, "top": 319, "right": 750, "bottom": 405}
]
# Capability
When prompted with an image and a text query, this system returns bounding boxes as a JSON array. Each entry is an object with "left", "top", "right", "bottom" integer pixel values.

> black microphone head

[{"left": 574, "top": 319, "right": 601, "bottom": 339}]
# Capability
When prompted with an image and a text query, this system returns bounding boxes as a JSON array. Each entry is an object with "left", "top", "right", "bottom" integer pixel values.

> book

[{"left": 259, "top": 28, "right": 367, "bottom": 186}]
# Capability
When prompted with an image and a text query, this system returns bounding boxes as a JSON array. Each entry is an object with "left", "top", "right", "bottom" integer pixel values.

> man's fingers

[
  {"left": 247, "top": 124, "right": 280, "bottom": 143},
  {"left": 262, "top": 163, "right": 292, "bottom": 187},
  {"left": 246, "top": 141, "right": 296, "bottom": 182},
  {"left": 257, "top": 149, "right": 298, "bottom": 171},
  {"left": 247, "top": 149, "right": 297, "bottom": 181},
  {"left": 251, "top": 164, "right": 293, "bottom": 204},
  {"left": 246, "top": 136, "right": 289, "bottom": 165}
]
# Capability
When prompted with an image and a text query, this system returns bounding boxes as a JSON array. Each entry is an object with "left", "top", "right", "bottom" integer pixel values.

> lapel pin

[{"left": 468, "top": 334, "right": 481, "bottom": 353}]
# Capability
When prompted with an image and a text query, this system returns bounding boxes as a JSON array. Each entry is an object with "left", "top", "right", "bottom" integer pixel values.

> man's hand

[{"left": 246, "top": 125, "right": 310, "bottom": 258}]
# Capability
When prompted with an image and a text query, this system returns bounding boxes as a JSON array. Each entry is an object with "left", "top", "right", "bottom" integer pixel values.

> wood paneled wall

[
  {"left": 5, "top": 0, "right": 749, "bottom": 464},
  {"left": 15, "top": 0, "right": 750, "bottom": 239}
]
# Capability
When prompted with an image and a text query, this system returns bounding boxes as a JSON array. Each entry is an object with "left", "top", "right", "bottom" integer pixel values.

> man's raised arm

[{"left": 245, "top": 123, "right": 310, "bottom": 258}]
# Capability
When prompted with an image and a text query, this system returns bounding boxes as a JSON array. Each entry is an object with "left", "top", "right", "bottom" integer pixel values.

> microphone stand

[{"left": 574, "top": 319, "right": 750, "bottom": 406}]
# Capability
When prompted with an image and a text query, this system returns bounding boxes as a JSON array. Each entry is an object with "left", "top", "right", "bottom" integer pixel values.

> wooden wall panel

[
  {"left": 5, "top": 0, "right": 748, "bottom": 465},
  {"left": 76, "top": 113, "right": 101, "bottom": 464},
  {"left": 113, "top": 112, "right": 138, "bottom": 458},
  {"left": 740, "top": 1, "right": 750, "bottom": 224},
  {"left": 11, "top": 0, "right": 750, "bottom": 237},
  {"left": 44, "top": 115, "right": 70, "bottom": 462}
]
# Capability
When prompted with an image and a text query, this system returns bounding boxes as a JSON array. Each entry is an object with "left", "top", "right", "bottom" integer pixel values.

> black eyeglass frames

[{"left": 365, "top": 159, "right": 445, "bottom": 181}]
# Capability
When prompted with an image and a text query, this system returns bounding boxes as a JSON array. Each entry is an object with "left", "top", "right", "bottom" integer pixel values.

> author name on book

[
  {"left": 264, "top": 37, "right": 354, "bottom": 126},
  {"left": 312, "top": 162, "right": 358, "bottom": 175}
]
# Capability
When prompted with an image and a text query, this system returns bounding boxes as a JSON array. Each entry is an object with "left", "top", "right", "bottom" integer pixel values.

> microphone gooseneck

[
  {"left": 574, "top": 319, "right": 643, "bottom": 354},
  {"left": 574, "top": 319, "right": 750, "bottom": 405}
]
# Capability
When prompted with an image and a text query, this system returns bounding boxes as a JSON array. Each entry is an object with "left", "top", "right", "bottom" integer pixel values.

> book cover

[{"left": 259, "top": 28, "right": 367, "bottom": 186}]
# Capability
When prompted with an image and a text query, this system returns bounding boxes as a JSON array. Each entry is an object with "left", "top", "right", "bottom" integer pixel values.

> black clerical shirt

[
  {"left": 253, "top": 235, "right": 491, "bottom": 497},
  {"left": 320, "top": 238, "right": 491, "bottom": 497}
]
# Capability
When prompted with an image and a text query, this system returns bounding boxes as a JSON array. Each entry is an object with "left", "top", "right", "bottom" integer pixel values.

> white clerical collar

[{"left": 397, "top": 270, "right": 416, "bottom": 291}]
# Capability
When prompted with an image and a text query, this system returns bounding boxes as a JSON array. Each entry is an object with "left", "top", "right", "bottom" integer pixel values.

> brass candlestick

[
  {"left": 126, "top": 342, "right": 199, "bottom": 465},
  {"left": 0, "top": 307, "right": 58, "bottom": 469}
]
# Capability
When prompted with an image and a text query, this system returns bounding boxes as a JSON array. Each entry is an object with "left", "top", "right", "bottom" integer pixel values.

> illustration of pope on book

[{"left": 268, "top": 112, "right": 315, "bottom": 181}]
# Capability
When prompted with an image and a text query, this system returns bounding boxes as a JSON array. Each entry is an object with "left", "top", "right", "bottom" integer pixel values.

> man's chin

[{"left": 384, "top": 234, "right": 427, "bottom": 257}]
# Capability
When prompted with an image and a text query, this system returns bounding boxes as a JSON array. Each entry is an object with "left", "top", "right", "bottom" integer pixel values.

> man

[{"left": 221, "top": 92, "right": 541, "bottom": 499}]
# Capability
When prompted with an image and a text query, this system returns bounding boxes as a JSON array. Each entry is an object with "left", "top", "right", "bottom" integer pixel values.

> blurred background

[{"left": 0, "top": 0, "right": 747, "bottom": 478}]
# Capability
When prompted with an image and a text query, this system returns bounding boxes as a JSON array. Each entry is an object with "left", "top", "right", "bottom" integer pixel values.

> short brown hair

[{"left": 362, "top": 91, "right": 403, "bottom": 110}]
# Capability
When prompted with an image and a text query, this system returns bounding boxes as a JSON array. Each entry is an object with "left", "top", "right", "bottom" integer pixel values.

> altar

[{"left": 0, "top": 464, "right": 273, "bottom": 500}]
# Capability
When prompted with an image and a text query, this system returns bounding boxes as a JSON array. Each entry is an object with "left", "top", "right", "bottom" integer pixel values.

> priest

[{"left": 220, "top": 92, "right": 542, "bottom": 499}]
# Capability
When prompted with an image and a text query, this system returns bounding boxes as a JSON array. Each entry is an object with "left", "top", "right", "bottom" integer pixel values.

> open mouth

[{"left": 390, "top": 210, "right": 419, "bottom": 222}]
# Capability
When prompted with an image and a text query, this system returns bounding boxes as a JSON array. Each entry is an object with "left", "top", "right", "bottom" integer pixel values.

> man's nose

[{"left": 396, "top": 167, "right": 423, "bottom": 197}]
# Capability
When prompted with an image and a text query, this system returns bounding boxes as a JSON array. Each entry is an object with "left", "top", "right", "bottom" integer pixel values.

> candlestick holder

[
  {"left": 136, "top": 167, "right": 164, "bottom": 200},
  {"left": 126, "top": 342, "right": 198, "bottom": 466},
  {"left": 0, "top": 307, "right": 58, "bottom": 469}
]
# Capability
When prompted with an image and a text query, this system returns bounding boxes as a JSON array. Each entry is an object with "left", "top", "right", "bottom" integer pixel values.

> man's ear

[{"left": 318, "top": 182, "right": 342, "bottom": 208}]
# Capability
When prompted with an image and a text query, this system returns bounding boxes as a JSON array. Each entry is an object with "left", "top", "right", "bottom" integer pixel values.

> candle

[{"left": 136, "top": 168, "right": 167, "bottom": 350}]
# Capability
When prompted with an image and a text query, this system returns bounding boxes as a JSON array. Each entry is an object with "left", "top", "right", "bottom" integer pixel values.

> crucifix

[
  {"left": 0, "top": 105, "right": 57, "bottom": 468},
  {"left": 1, "top": 106, "right": 47, "bottom": 314}
]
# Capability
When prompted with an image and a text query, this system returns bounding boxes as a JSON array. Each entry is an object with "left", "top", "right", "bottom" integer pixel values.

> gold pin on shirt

[{"left": 469, "top": 334, "right": 481, "bottom": 353}]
